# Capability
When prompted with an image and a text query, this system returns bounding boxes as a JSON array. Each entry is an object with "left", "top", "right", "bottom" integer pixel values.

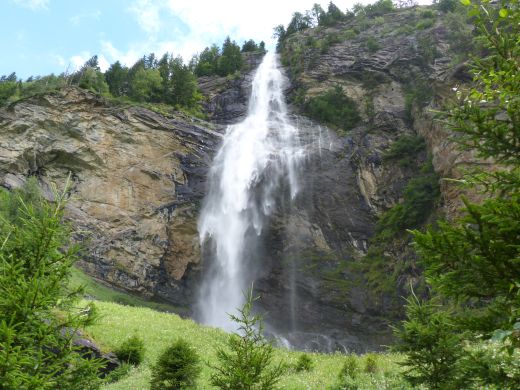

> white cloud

[
  {"left": 12, "top": 0, "right": 49, "bottom": 10},
  {"left": 69, "top": 10, "right": 101, "bottom": 26},
  {"left": 104, "top": 0, "right": 433, "bottom": 68},
  {"left": 129, "top": 0, "right": 162, "bottom": 35}
]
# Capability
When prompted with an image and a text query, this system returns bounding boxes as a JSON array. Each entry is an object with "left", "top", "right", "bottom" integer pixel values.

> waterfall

[{"left": 197, "top": 52, "right": 302, "bottom": 331}]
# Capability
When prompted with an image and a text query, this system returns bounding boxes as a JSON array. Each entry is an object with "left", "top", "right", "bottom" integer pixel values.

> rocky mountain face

[
  {"left": 0, "top": 88, "right": 220, "bottom": 308},
  {"left": 0, "top": 6, "right": 479, "bottom": 352},
  {"left": 251, "top": 6, "right": 480, "bottom": 351}
]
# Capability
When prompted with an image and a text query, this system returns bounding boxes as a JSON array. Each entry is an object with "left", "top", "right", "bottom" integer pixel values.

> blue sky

[{"left": 1, "top": 0, "right": 432, "bottom": 79}]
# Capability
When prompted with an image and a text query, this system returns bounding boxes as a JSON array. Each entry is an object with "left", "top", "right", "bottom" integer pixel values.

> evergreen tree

[
  {"left": 209, "top": 288, "right": 285, "bottom": 389},
  {"left": 286, "top": 12, "right": 312, "bottom": 35},
  {"left": 193, "top": 45, "right": 220, "bottom": 77},
  {"left": 105, "top": 61, "right": 128, "bottom": 97},
  {"left": 170, "top": 56, "right": 199, "bottom": 107},
  {"left": 396, "top": 1, "right": 520, "bottom": 387},
  {"left": 217, "top": 37, "right": 243, "bottom": 76},
  {"left": 0, "top": 177, "right": 103, "bottom": 389},
  {"left": 241, "top": 39, "right": 259, "bottom": 52}
]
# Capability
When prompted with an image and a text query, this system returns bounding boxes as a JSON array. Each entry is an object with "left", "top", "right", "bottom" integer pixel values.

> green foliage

[
  {"left": 0, "top": 80, "right": 18, "bottom": 105},
  {"left": 79, "top": 67, "right": 109, "bottom": 95},
  {"left": 397, "top": 1, "right": 520, "bottom": 388},
  {"left": 209, "top": 288, "right": 284, "bottom": 390},
  {"left": 365, "top": 37, "right": 380, "bottom": 52},
  {"left": 193, "top": 45, "right": 220, "bottom": 76},
  {"left": 393, "top": 294, "right": 463, "bottom": 389},
  {"left": 333, "top": 355, "right": 360, "bottom": 390},
  {"left": 363, "top": 0, "right": 394, "bottom": 18},
  {"left": 383, "top": 134, "right": 426, "bottom": 168},
  {"left": 0, "top": 178, "right": 103, "bottom": 389},
  {"left": 404, "top": 79, "right": 434, "bottom": 117},
  {"left": 150, "top": 339, "right": 201, "bottom": 390},
  {"left": 304, "top": 86, "right": 361, "bottom": 132},
  {"left": 115, "top": 335, "right": 145, "bottom": 366},
  {"left": 217, "top": 37, "right": 244, "bottom": 77},
  {"left": 436, "top": 0, "right": 458, "bottom": 13},
  {"left": 105, "top": 61, "right": 128, "bottom": 96},
  {"left": 294, "top": 354, "right": 314, "bottom": 372},
  {"left": 241, "top": 39, "right": 260, "bottom": 52},
  {"left": 376, "top": 161, "right": 440, "bottom": 240},
  {"left": 363, "top": 354, "right": 378, "bottom": 374},
  {"left": 417, "top": 35, "right": 441, "bottom": 65},
  {"left": 129, "top": 68, "right": 162, "bottom": 102},
  {"left": 444, "top": 9, "right": 475, "bottom": 56},
  {"left": 103, "top": 363, "right": 132, "bottom": 384},
  {"left": 339, "top": 355, "right": 359, "bottom": 379},
  {"left": 415, "top": 18, "right": 435, "bottom": 30}
]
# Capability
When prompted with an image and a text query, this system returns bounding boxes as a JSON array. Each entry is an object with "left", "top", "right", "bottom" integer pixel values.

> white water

[{"left": 197, "top": 52, "right": 302, "bottom": 330}]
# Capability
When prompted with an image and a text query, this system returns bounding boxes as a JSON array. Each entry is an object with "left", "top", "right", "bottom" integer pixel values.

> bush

[
  {"left": 209, "top": 288, "right": 285, "bottom": 389},
  {"left": 363, "top": 354, "right": 378, "bottom": 374},
  {"left": 294, "top": 354, "right": 314, "bottom": 372},
  {"left": 333, "top": 356, "right": 360, "bottom": 390},
  {"left": 437, "top": 0, "right": 458, "bottom": 13},
  {"left": 383, "top": 135, "right": 426, "bottom": 168},
  {"left": 150, "top": 339, "right": 201, "bottom": 390},
  {"left": 103, "top": 363, "right": 132, "bottom": 384},
  {"left": 416, "top": 18, "right": 435, "bottom": 30},
  {"left": 305, "top": 85, "right": 361, "bottom": 132},
  {"left": 339, "top": 355, "right": 359, "bottom": 379},
  {"left": 365, "top": 37, "right": 380, "bottom": 52},
  {"left": 376, "top": 161, "right": 440, "bottom": 239},
  {"left": 115, "top": 335, "right": 145, "bottom": 366}
]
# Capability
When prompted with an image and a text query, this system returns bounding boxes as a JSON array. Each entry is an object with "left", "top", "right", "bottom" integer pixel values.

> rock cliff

[{"left": 0, "top": 87, "right": 220, "bottom": 308}]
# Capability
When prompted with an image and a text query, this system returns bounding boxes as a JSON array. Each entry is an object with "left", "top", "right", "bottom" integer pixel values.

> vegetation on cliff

[{"left": 0, "top": 36, "right": 265, "bottom": 117}]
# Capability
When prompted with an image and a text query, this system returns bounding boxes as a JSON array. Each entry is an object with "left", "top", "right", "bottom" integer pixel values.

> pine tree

[
  {"left": 0, "top": 177, "right": 103, "bottom": 389},
  {"left": 396, "top": 1, "right": 520, "bottom": 387}
]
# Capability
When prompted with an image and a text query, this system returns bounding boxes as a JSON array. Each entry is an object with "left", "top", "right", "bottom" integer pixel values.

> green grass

[
  {"left": 85, "top": 301, "right": 412, "bottom": 389},
  {"left": 70, "top": 267, "right": 185, "bottom": 313},
  {"left": 72, "top": 268, "right": 410, "bottom": 388}
]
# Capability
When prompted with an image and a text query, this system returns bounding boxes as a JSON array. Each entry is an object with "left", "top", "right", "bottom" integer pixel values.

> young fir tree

[
  {"left": 209, "top": 288, "right": 285, "bottom": 390},
  {"left": 0, "top": 177, "right": 103, "bottom": 389}
]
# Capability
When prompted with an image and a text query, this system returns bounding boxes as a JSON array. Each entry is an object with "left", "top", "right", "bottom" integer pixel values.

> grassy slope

[
  {"left": 73, "top": 268, "right": 410, "bottom": 388},
  {"left": 70, "top": 266, "right": 185, "bottom": 313},
  {"left": 85, "top": 301, "right": 410, "bottom": 389}
]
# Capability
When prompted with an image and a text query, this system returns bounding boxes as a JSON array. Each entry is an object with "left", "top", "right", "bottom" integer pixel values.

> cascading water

[{"left": 197, "top": 52, "right": 303, "bottom": 331}]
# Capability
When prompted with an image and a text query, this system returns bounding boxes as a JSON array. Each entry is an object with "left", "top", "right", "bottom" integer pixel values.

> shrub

[
  {"left": 437, "top": 0, "right": 458, "bottom": 13},
  {"left": 115, "top": 335, "right": 145, "bottom": 366},
  {"left": 376, "top": 161, "right": 440, "bottom": 239},
  {"left": 383, "top": 134, "right": 426, "bottom": 168},
  {"left": 209, "top": 288, "right": 285, "bottom": 389},
  {"left": 333, "top": 356, "right": 360, "bottom": 390},
  {"left": 103, "top": 363, "right": 132, "bottom": 384},
  {"left": 365, "top": 37, "right": 380, "bottom": 52},
  {"left": 305, "top": 85, "right": 361, "bottom": 132},
  {"left": 150, "top": 339, "right": 201, "bottom": 390},
  {"left": 294, "top": 354, "right": 314, "bottom": 372},
  {"left": 416, "top": 18, "right": 435, "bottom": 30},
  {"left": 339, "top": 355, "right": 359, "bottom": 379},
  {"left": 363, "top": 354, "right": 378, "bottom": 374}
]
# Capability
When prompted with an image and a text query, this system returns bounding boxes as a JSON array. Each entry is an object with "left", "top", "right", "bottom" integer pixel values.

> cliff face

[
  {"left": 250, "top": 6, "right": 479, "bottom": 351},
  {"left": 0, "top": 88, "right": 220, "bottom": 308}
]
